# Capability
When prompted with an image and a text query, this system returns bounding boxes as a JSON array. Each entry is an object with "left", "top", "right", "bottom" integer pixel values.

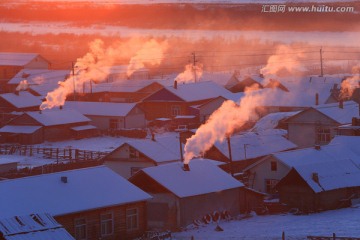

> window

[
  {"left": 74, "top": 218, "right": 87, "bottom": 240},
  {"left": 126, "top": 208, "right": 139, "bottom": 231},
  {"left": 265, "top": 179, "right": 279, "bottom": 194},
  {"left": 171, "top": 105, "right": 181, "bottom": 116},
  {"left": 317, "top": 128, "right": 331, "bottom": 143},
  {"left": 270, "top": 161, "right": 277, "bottom": 171},
  {"left": 100, "top": 212, "right": 113, "bottom": 236},
  {"left": 109, "top": 119, "right": 119, "bottom": 130}
]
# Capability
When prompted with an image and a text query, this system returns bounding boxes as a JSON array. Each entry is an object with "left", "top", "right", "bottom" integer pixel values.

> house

[
  {"left": 104, "top": 137, "right": 180, "bottom": 179},
  {"left": 0, "top": 213, "right": 75, "bottom": 240},
  {"left": 207, "top": 132, "right": 297, "bottom": 174},
  {"left": 0, "top": 166, "right": 152, "bottom": 240},
  {"left": 82, "top": 80, "right": 164, "bottom": 103},
  {"left": 0, "top": 125, "right": 43, "bottom": 144},
  {"left": 129, "top": 160, "right": 244, "bottom": 230},
  {"left": 276, "top": 158, "right": 360, "bottom": 212},
  {"left": 7, "top": 69, "right": 69, "bottom": 94},
  {"left": 243, "top": 137, "right": 360, "bottom": 194},
  {"left": 0, "top": 53, "right": 50, "bottom": 89},
  {"left": 64, "top": 101, "right": 146, "bottom": 131},
  {"left": 189, "top": 96, "right": 228, "bottom": 123},
  {"left": 227, "top": 75, "right": 264, "bottom": 93},
  {"left": 0, "top": 91, "right": 42, "bottom": 112},
  {"left": 1, "top": 109, "right": 97, "bottom": 143},
  {"left": 336, "top": 117, "right": 360, "bottom": 136},
  {"left": 286, "top": 100, "right": 360, "bottom": 148},
  {"left": 141, "top": 81, "right": 233, "bottom": 120}
]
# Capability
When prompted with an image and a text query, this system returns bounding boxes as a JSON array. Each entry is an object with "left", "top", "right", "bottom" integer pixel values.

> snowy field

[{"left": 173, "top": 205, "right": 360, "bottom": 240}]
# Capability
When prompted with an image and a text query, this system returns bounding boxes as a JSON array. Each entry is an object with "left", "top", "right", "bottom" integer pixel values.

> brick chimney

[
  {"left": 339, "top": 100, "right": 344, "bottom": 109},
  {"left": 174, "top": 80, "right": 178, "bottom": 89}
]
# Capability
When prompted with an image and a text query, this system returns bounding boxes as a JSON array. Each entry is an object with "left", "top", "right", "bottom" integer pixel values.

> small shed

[
  {"left": 130, "top": 160, "right": 244, "bottom": 230},
  {"left": 0, "top": 125, "right": 43, "bottom": 144}
]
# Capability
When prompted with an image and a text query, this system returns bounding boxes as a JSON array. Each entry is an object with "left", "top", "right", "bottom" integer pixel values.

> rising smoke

[
  {"left": 340, "top": 65, "right": 360, "bottom": 99},
  {"left": 175, "top": 63, "right": 203, "bottom": 84},
  {"left": 183, "top": 45, "right": 305, "bottom": 163},
  {"left": 40, "top": 38, "right": 168, "bottom": 110},
  {"left": 15, "top": 80, "right": 29, "bottom": 91}
]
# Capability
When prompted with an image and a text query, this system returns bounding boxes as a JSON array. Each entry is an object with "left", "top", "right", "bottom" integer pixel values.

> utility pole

[
  {"left": 192, "top": 52, "right": 198, "bottom": 83},
  {"left": 227, "top": 136, "right": 234, "bottom": 177},
  {"left": 71, "top": 62, "right": 76, "bottom": 101},
  {"left": 320, "top": 47, "right": 324, "bottom": 77}
]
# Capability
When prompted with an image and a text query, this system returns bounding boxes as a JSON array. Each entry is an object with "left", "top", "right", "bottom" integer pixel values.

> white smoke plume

[
  {"left": 40, "top": 38, "right": 168, "bottom": 110},
  {"left": 16, "top": 80, "right": 29, "bottom": 91},
  {"left": 127, "top": 39, "right": 168, "bottom": 77},
  {"left": 340, "top": 66, "right": 360, "bottom": 99},
  {"left": 175, "top": 63, "right": 203, "bottom": 84},
  {"left": 183, "top": 45, "right": 304, "bottom": 163}
]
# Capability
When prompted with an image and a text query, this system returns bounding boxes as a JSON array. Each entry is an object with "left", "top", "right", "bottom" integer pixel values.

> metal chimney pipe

[
  {"left": 182, "top": 163, "right": 190, "bottom": 171},
  {"left": 174, "top": 80, "right": 178, "bottom": 89},
  {"left": 315, "top": 93, "right": 319, "bottom": 105}
]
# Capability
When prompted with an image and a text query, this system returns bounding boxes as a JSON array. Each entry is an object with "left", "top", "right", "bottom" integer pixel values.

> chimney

[
  {"left": 314, "top": 145, "right": 321, "bottom": 150},
  {"left": 39, "top": 110, "right": 42, "bottom": 114},
  {"left": 61, "top": 176, "right": 68, "bottom": 183},
  {"left": 14, "top": 91, "right": 19, "bottom": 96},
  {"left": 151, "top": 132, "right": 156, "bottom": 141},
  {"left": 339, "top": 100, "right": 344, "bottom": 109},
  {"left": 312, "top": 172, "right": 319, "bottom": 183},
  {"left": 259, "top": 73, "right": 264, "bottom": 78},
  {"left": 315, "top": 93, "right": 319, "bottom": 105},
  {"left": 182, "top": 163, "right": 190, "bottom": 171},
  {"left": 60, "top": 105, "right": 63, "bottom": 110},
  {"left": 174, "top": 80, "right": 178, "bottom": 89}
]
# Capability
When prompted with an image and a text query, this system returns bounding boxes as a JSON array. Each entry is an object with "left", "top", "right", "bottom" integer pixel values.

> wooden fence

[{"left": 0, "top": 144, "right": 109, "bottom": 161}]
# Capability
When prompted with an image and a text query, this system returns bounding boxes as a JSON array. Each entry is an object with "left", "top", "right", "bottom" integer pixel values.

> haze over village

[{"left": 0, "top": 0, "right": 360, "bottom": 239}]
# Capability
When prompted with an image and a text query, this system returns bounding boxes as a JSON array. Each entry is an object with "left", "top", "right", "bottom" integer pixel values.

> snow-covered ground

[{"left": 173, "top": 205, "right": 360, "bottom": 240}]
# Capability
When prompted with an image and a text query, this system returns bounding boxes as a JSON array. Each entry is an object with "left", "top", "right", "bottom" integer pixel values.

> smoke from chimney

[
  {"left": 126, "top": 39, "right": 168, "bottom": 78},
  {"left": 175, "top": 63, "right": 203, "bottom": 84},
  {"left": 340, "top": 70, "right": 360, "bottom": 100},
  {"left": 183, "top": 45, "right": 305, "bottom": 164},
  {"left": 40, "top": 38, "right": 168, "bottom": 110},
  {"left": 16, "top": 80, "right": 29, "bottom": 91}
]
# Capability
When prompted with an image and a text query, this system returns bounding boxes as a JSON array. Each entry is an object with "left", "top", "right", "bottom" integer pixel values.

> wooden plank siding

[{"left": 55, "top": 202, "right": 147, "bottom": 240}]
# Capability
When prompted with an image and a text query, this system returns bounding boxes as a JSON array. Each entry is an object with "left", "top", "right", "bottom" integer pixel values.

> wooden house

[
  {"left": 0, "top": 213, "right": 75, "bottom": 240},
  {"left": 64, "top": 101, "right": 146, "bottom": 131},
  {"left": 243, "top": 136, "right": 360, "bottom": 194},
  {"left": 0, "top": 166, "right": 152, "bottom": 240},
  {"left": 104, "top": 137, "right": 179, "bottom": 179},
  {"left": 0, "top": 53, "right": 50, "bottom": 90},
  {"left": 286, "top": 101, "right": 360, "bottom": 148},
  {"left": 0, "top": 91, "right": 42, "bottom": 112},
  {"left": 2, "top": 109, "right": 97, "bottom": 143},
  {"left": 276, "top": 158, "right": 360, "bottom": 212},
  {"left": 140, "top": 81, "right": 232, "bottom": 121},
  {"left": 129, "top": 160, "right": 244, "bottom": 231},
  {"left": 7, "top": 69, "right": 69, "bottom": 94}
]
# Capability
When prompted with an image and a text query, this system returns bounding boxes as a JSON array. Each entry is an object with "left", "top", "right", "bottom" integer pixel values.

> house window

[
  {"left": 74, "top": 218, "right": 87, "bottom": 240},
  {"left": 109, "top": 119, "right": 119, "bottom": 130},
  {"left": 270, "top": 161, "right": 277, "bottom": 171},
  {"left": 126, "top": 208, "right": 139, "bottom": 231},
  {"left": 317, "top": 128, "right": 331, "bottom": 143},
  {"left": 265, "top": 179, "right": 279, "bottom": 194},
  {"left": 171, "top": 105, "right": 181, "bottom": 116},
  {"left": 100, "top": 212, "right": 113, "bottom": 236}
]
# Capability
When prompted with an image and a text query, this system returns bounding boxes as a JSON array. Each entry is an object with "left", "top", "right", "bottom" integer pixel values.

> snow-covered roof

[
  {"left": 8, "top": 69, "right": 69, "bottom": 85},
  {"left": 0, "top": 213, "right": 74, "bottom": 240},
  {"left": 214, "top": 132, "right": 297, "bottom": 161},
  {"left": 0, "top": 166, "right": 151, "bottom": 218},
  {"left": 64, "top": 101, "right": 138, "bottom": 117},
  {"left": 0, "top": 125, "right": 42, "bottom": 134},
  {"left": 0, "top": 53, "right": 43, "bottom": 66},
  {"left": 252, "top": 111, "right": 299, "bottom": 132},
  {"left": 120, "top": 138, "right": 179, "bottom": 163},
  {"left": 71, "top": 125, "right": 97, "bottom": 131},
  {"left": 136, "top": 159, "right": 243, "bottom": 198},
  {"left": 0, "top": 92, "right": 42, "bottom": 108},
  {"left": 312, "top": 101, "right": 359, "bottom": 124},
  {"left": 90, "top": 80, "right": 157, "bottom": 93},
  {"left": 198, "top": 71, "right": 234, "bottom": 86},
  {"left": 166, "top": 81, "right": 233, "bottom": 102},
  {"left": 26, "top": 109, "right": 90, "bottom": 126}
]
